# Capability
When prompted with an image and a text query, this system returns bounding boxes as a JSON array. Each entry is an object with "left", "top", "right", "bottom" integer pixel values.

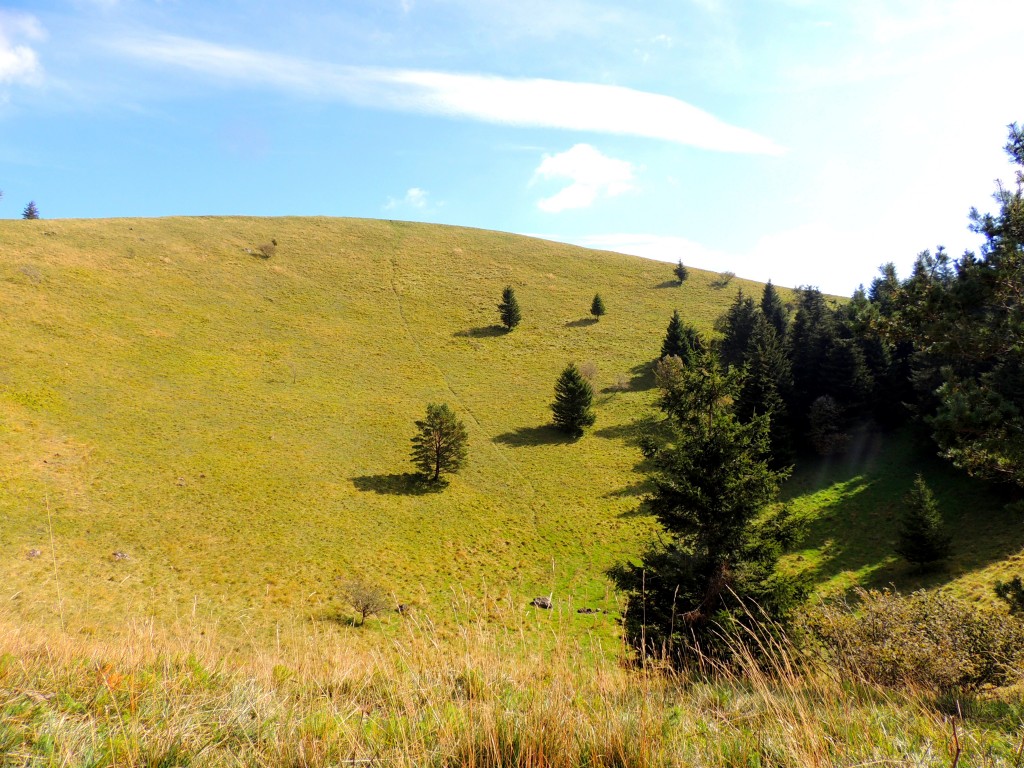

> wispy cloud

[
  {"left": 0, "top": 12, "right": 45, "bottom": 87},
  {"left": 385, "top": 187, "right": 430, "bottom": 210},
  {"left": 533, "top": 144, "right": 635, "bottom": 212},
  {"left": 109, "top": 34, "right": 784, "bottom": 154}
]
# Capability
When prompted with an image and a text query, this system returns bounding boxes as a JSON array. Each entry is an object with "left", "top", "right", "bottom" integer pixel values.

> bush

[
  {"left": 711, "top": 270, "right": 735, "bottom": 288},
  {"left": 805, "top": 589, "right": 1024, "bottom": 693},
  {"left": 257, "top": 241, "right": 277, "bottom": 259},
  {"left": 342, "top": 577, "right": 389, "bottom": 626}
]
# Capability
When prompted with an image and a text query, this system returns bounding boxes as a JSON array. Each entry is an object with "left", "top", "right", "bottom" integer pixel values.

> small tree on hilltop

[
  {"left": 895, "top": 475, "right": 952, "bottom": 569},
  {"left": 552, "top": 363, "right": 595, "bottom": 437},
  {"left": 590, "top": 293, "right": 606, "bottom": 320},
  {"left": 498, "top": 285, "right": 521, "bottom": 331},
  {"left": 674, "top": 259, "right": 689, "bottom": 284},
  {"left": 410, "top": 403, "right": 469, "bottom": 483},
  {"left": 22, "top": 201, "right": 39, "bottom": 220}
]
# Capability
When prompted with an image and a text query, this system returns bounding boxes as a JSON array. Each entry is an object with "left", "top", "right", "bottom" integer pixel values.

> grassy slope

[
  {"left": 2, "top": 215, "right": 1020, "bottom": 645},
  {"left": 0, "top": 216, "right": 772, "bottom": 636},
  {"left": 783, "top": 428, "right": 1024, "bottom": 603}
]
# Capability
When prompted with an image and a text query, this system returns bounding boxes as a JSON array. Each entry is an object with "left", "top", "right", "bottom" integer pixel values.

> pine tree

[
  {"left": 497, "top": 286, "right": 521, "bottom": 331},
  {"left": 895, "top": 475, "right": 952, "bottom": 569},
  {"left": 760, "top": 280, "right": 787, "bottom": 341},
  {"left": 612, "top": 349, "right": 805, "bottom": 664},
  {"left": 673, "top": 259, "right": 689, "bottom": 284},
  {"left": 410, "top": 403, "right": 469, "bottom": 483},
  {"left": 737, "top": 315, "right": 793, "bottom": 465},
  {"left": 590, "top": 293, "right": 606, "bottom": 319},
  {"left": 22, "top": 201, "right": 39, "bottom": 220},
  {"left": 716, "top": 290, "right": 759, "bottom": 369},
  {"left": 551, "top": 363, "right": 595, "bottom": 437},
  {"left": 661, "top": 310, "right": 703, "bottom": 364}
]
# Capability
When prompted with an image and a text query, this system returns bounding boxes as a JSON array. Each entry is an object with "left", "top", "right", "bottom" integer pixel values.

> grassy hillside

[{"left": 0, "top": 216, "right": 775, "bottom": 637}]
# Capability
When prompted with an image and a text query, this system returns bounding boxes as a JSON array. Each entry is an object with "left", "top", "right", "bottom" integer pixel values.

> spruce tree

[
  {"left": 551, "top": 363, "right": 595, "bottom": 437},
  {"left": 737, "top": 315, "right": 794, "bottom": 465},
  {"left": 410, "top": 403, "right": 469, "bottom": 483},
  {"left": 895, "top": 475, "right": 952, "bottom": 569},
  {"left": 497, "top": 285, "right": 521, "bottom": 331},
  {"left": 673, "top": 259, "right": 689, "bottom": 284},
  {"left": 760, "top": 280, "right": 787, "bottom": 341},
  {"left": 612, "top": 350, "right": 805, "bottom": 664},
  {"left": 22, "top": 201, "right": 39, "bottom": 220},
  {"left": 716, "top": 290, "right": 759, "bottom": 370},
  {"left": 661, "top": 310, "right": 703, "bottom": 364},
  {"left": 590, "top": 293, "right": 606, "bottom": 319}
]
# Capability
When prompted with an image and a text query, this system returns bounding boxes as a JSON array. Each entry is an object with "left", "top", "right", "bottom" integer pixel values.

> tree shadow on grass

[
  {"left": 565, "top": 317, "right": 598, "bottom": 328},
  {"left": 782, "top": 428, "right": 1024, "bottom": 597},
  {"left": 493, "top": 425, "right": 574, "bottom": 447},
  {"left": 653, "top": 280, "right": 681, "bottom": 289},
  {"left": 625, "top": 360, "right": 656, "bottom": 391},
  {"left": 454, "top": 325, "right": 508, "bottom": 338},
  {"left": 352, "top": 473, "right": 446, "bottom": 496}
]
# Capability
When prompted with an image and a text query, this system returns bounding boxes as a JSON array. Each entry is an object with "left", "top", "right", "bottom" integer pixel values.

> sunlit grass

[{"left": 0, "top": 216, "right": 781, "bottom": 638}]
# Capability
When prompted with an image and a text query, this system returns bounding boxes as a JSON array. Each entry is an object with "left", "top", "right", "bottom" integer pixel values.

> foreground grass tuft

[{"left": 0, "top": 597, "right": 1022, "bottom": 767}]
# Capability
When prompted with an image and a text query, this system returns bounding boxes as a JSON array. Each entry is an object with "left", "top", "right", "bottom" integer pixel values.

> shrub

[
  {"left": 257, "top": 241, "right": 277, "bottom": 259},
  {"left": 805, "top": 589, "right": 1024, "bottom": 693},
  {"left": 711, "top": 270, "right": 735, "bottom": 288},
  {"left": 342, "top": 577, "right": 390, "bottom": 626}
]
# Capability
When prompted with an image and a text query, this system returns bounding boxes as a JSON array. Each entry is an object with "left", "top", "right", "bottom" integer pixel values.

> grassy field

[
  {"left": 1, "top": 597, "right": 1023, "bottom": 767},
  {"left": 1, "top": 215, "right": 1021, "bottom": 645},
  {"left": 0, "top": 215, "right": 783, "bottom": 639}
]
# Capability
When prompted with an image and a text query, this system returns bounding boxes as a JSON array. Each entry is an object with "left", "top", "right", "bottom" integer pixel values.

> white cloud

[
  {"left": 109, "top": 35, "right": 785, "bottom": 155},
  {"left": 0, "top": 12, "right": 44, "bottom": 86},
  {"left": 385, "top": 187, "right": 429, "bottom": 210},
  {"left": 533, "top": 144, "right": 635, "bottom": 213},
  {"left": 541, "top": 227, "right": 893, "bottom": 296}
]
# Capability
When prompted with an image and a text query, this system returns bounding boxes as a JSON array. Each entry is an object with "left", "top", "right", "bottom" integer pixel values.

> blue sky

[{"left": 0, "top": 0, "right": 1021, "bottom": 294}]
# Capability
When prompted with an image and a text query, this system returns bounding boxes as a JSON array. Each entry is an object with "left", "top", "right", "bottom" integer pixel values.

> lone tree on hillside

[
  {"left": 590, "top": 293, "right": 606, "bottom": 320},
  {"left": 674, "top": 259, "right": 689, "bottom": 284},
  {"left": 552, "top": 363, "right": 595, "bottom": 437},
  {"left": 22, "top": 201, "right": 39, "bottom": 220},
  {"left": 410, "top": 403, "right": 469, "bottom": 483},
  {"left": 342, "top": 577, "right": 389, "bottom": 626},
  {"left": 895, "top": 475, "right": 951, "bottom": 569},
  {"left": 498, "top": 285, "right": 521, "bottom": 331}
]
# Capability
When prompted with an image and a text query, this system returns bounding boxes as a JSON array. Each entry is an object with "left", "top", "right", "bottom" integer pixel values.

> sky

[{"left": 0, "top": 1, "right": 1022, "bottom": 295}]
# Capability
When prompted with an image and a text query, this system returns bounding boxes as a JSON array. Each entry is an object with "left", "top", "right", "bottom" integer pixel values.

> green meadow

[{"left": 0, "top": 215, "right": 1020, "bottom": 646}]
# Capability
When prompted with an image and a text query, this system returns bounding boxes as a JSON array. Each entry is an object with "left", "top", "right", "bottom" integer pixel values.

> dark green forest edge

[{"left": 609, "top": 124, "right": 1024, "bottom": 691}]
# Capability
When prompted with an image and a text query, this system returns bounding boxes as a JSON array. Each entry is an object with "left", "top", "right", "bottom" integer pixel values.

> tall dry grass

[{"left": 0, "top": 594, "right": 1021, "bottom": 766}]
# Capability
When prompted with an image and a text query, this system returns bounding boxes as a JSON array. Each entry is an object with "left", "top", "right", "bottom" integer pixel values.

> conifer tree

[
  {"left": 716, "top": 290, "right": 759, "bottom": 369},
  {"left": 612, "top": 349, "right": 805, "bottom": 663},
  {"left": 661, "top": 310, "right": 704, "bottom": 364},
  {"left": 895, "top": 475, "right": 952, "bottom": 569},
  {"left": 760, "top": 280, "right": 787, "bottom": 341},
  {"left": 410, "top": 403, "right": 469, "bottom": 483},
  {"left": 737, "top": 315, "right": 793, "bottom": 465},
  {"left": 22, "top": 201, "right": 39, "bottom": 220},
  {"left": 497, "top": 285, "right": 521, "bottom": 331},
  {"left": 590, "top": 293, "right": 606, "bottom": 319},
  {"left": 673, "top": 259, "right": 689, "bottom": 284},
  {"left": 551, "top": 363, "right": 595, "bottom": 437}
]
